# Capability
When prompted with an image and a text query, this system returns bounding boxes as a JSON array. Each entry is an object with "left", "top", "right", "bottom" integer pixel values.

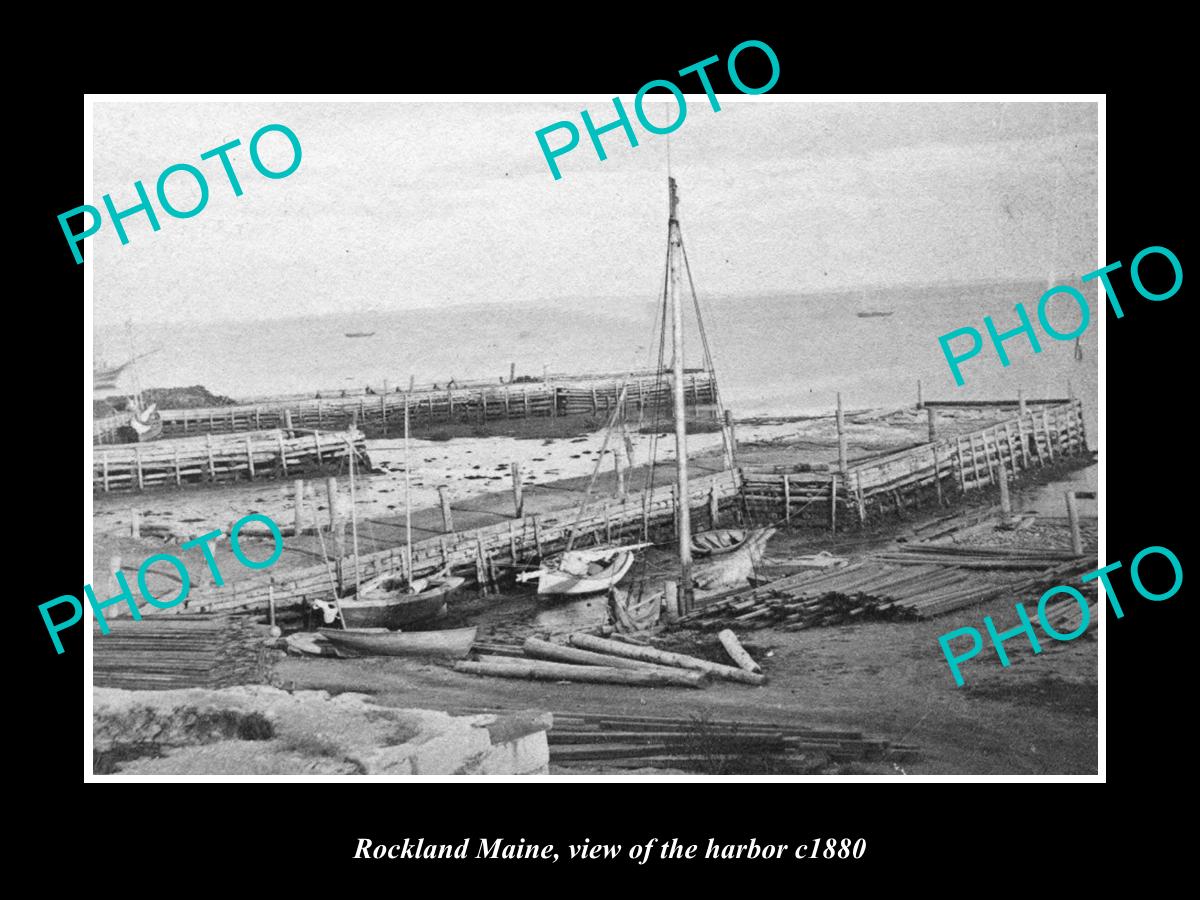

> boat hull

[
  {"left": 536, "top": 551, "right": 635, "bottom": 597},
  {"left": 691, "top": 528, "right": 748, "bottom": 557},
  {"left": 319, "top": 625, "right": 477, "bottom": 658},
  {"left": 323, "top": 576, "right": 465, "bottom": 629}
]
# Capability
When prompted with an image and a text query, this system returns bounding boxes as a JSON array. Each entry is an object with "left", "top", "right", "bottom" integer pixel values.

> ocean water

[{"left": 97, "top": 279, "right": 1099, "bottom": 436}]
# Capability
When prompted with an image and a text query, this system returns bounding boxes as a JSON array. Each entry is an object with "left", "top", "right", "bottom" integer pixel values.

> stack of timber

[
  {"left": 172, "top": 469, "right": 742, "bottom": 616},
  {"left": 453, "top": 633, "right": 765, "bottom": 689},
  {"left": 93, "top": 615, "right": 274, "bottom": 690},
  {"left": 130, "top": 370, "right": 718, "bottom": 439},
  {"left": 741, "top": 400, "right": 1089, "bottom": 527},
  {"left": 681, "top": 551, "right": 1096, "bottom": 631},
  {"left": 93, "top": 428, "right": 367, "bottom": 493},
  {"left": 452, "top": 708, "right": 918, "bottom": 771}
]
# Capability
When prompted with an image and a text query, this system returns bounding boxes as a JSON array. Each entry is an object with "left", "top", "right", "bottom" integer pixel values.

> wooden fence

[
  {"left": 93, "top": 428, "right": 368, "bottom": 493},
  {"left": 94, "top": 371, "right": 718, "bottom": 443},
  {"left": 741, "top": 400, "right": 1089, "bottom": 527},
  {"left": 138, "top": 469, "right": 743, "bottom": 618}
]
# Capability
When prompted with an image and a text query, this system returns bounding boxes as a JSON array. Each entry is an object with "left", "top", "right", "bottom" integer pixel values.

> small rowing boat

[
  {"left": 691, "top": 528, "right": 749, "bottom": 557},
  {"left": 313, "top": 574, "right": 465, "bottom": 629},
  {"left": 318, "top": 625, "right": 477, "bottom": 659},
  {"left": 516, "top": 544, "right": 647, "bottom": 597}
]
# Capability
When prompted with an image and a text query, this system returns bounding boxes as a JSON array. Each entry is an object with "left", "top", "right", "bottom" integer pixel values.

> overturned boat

[{"left": 318, "top": 625, "right": 477, "bottom": 659}]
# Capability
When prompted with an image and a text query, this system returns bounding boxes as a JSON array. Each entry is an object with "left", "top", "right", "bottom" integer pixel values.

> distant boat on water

[
  {"left": 345, "top": 331, "right": 376, "bottom": 338},
  {"left": 856, "top": 311, "right": 894, "bottom": 319}
]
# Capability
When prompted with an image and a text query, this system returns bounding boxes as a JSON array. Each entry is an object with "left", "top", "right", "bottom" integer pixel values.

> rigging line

[{"left": 564, "top": 379, "right": 632, "bottom": 551}]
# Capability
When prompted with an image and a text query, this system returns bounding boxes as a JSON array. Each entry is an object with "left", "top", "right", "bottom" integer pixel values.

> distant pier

[{"left": 94, "top": 369, "right": 719, "bottom": 444}]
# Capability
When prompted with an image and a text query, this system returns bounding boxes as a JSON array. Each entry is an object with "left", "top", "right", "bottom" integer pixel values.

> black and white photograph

[{"left": 83, "top": 96, "right": 1101, "bottom": 779}]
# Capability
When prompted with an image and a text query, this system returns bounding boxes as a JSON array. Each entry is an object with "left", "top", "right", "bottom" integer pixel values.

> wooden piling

[
  {"left": 916, "top": 379, "right": 923, "bottom": 410},
  {"left": 998, "top": 463, "right": 1011, "bottom": 518},
  {"left": 664, "top": 581, "right": 680, "bottom": 620},
  {"left": 475, "top": 538, "right": 489, "bottom": 593},
  {"left": 926, "top": 406, "right": 937, "bottom": 443},
  {"left": 533, "top": 514, "right": 545, "bottom": 557},
  {"left": 1066, "top": 491, "right": 1083, "bottom": 555},
  {"left": 708, "top": 486, "right": 720, "bottom": 528},
  {"left": 509, "top": 362, "right": 516, "bottom": 384},
  {"left": 438, "top": 486, "right": 455, "bottom": 532},
  {"left": 835, "top": 393, "right": 848, "bottom": 474},
  {"left": 933, "top": 446, "right": 943, "bottom": 505},
  {"left": 783, "top": 475, "right": 791, "bottom": 523},
  {"left": 283, "top": 409, "right": 294, "bottom": 438},
  {"left": 245, "top": 436, "right": 256, "bottom": 479},
  {"left": 205, "top": 433, "right": 216, "bottom": 481},
  {"left": 511, "top": 462, "right": 524, "bottom": 517},
  {"left": 326, "top": 477, "right": 339, "bottom": 529},
  {"left": 724, "top": 409, "right": 737, "bottom": 464},
  {"left": 829, "top": 474, "right": 839, "bottom": 533},
  {"left": 294, "top": 479, "right": 307, "bottom": 533}
]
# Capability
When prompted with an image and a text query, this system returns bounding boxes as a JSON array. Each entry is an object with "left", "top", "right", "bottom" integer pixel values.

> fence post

[
  {"left": 1065, "top": 491, "right": 1083, "bottom": 555},
  {"left": 511, "top": 462, "right": 524, "bottom": 518},
  {"left": 836, "top": 393, "right": 848, "bottom": 474},
  {"left": 438, "top": 486, "right": 455, "bottom": 532}
]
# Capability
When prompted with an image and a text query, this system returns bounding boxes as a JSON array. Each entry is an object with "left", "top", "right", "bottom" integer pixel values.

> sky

[{"left": 91, "top": 100, "right": 1097, "bottom": 327}]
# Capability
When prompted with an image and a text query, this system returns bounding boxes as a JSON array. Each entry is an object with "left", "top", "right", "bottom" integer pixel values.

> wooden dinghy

[
  {"left": 312, "top": 574, "right": 465, "bottom": 629},
  {"left": 691, "top": 528, "right": 749, "bottom": 557},
  {"left": 516, "top": 544, "right": 647, "bottom": 598},
  {"left": 318, "top": 625, "right": 477, "bottom": 659}
]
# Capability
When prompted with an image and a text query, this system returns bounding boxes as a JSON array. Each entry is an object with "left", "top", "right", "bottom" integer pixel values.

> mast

[
  {"left": 403, "top": 396, "right": 415, "bottom": 583},
  {"left": 668, "top": 177, "right": 694, "bottom": 603}
]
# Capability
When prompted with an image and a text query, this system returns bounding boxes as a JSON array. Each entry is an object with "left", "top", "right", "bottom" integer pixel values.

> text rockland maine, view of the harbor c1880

[{"left": 87, "top": 96, "right": 1100, "bottom": 777}]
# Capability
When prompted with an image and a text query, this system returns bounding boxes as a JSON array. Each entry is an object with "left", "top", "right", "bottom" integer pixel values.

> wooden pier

[
  {"left": 741, "top": 399, "right": 1089, "bottom": 526},
  {"left": 93, "top": 428, "right": 368, "bottom": 493},
  {"left": 94, "top": 370, "right": 718, "bottom": 443},
  {"left": 110, "top": 398, "right": 1090, "bottom": 619}
]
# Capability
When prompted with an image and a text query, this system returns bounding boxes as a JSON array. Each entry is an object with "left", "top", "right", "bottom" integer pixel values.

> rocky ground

[{"left": 93, "top": 685, "right": 551, "bottom": 776}]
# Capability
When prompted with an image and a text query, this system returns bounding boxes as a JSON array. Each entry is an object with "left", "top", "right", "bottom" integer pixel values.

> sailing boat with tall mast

[
  {"left": 607, "top": 177, "right": 772, "bottom": 625},
  {"left": 312, "top": 398, "right": 464, "bottom": 629},
  {"left": 94, "top": 323, "right": 163, "bottom": 442}
]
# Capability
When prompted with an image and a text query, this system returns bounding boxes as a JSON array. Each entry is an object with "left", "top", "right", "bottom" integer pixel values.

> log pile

[
  {"left": 682, "top": 551, "right": 1097, "bottom": 632},
  {"left": 452, "top": 632, "right": 767, "bottom": 689},
  {"left": 452, "top": 708, "right": 919, "bottom": 772},
  {"left": 93, "top": 615, "right": 275, "bottom": 690}
]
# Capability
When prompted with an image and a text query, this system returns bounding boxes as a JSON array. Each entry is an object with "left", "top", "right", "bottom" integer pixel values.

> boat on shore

[
  {"left": 313, "top": 574, "right": 465, "bottom": 629},
  {"left": 517, "top": 545, "right": 644, "bottom": 598},
  {"left": 691, "top": 528, "right": 750, "bottom": 557},
  {"left": 319, "top": 625, "right": 477, "bottom": 658},
  {"left": 856, "top": 311, "right": 893, "bottom": 318},
  {"left": 345, "top": 331, "right": 376, "bottom": 338}
]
